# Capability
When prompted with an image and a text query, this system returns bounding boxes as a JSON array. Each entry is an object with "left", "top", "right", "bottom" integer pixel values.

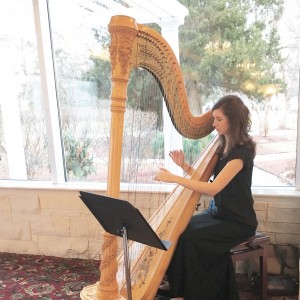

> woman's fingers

[{"left": 169, "top": 150, "right": 185, "bottom": 167}]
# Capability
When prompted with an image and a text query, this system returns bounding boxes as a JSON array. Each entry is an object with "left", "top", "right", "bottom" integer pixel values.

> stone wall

[
  {"left": 255, "top": 195, "right": 300, "bottom": 245},
  {"left": 0, "top": 187, "right": 299, "bottom": 259}
]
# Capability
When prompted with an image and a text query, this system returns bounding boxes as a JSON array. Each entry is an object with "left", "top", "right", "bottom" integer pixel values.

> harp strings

[{"left": 117, "top": 30, "right": 182, "bottom": 286}]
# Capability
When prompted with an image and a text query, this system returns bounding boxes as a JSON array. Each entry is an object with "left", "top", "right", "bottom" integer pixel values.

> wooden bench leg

[{"left": 260, "top": 247, "right": 268, "bottom": 300}]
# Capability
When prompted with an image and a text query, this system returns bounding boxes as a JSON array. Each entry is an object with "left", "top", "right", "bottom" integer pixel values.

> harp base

[{"left": 80, "top": 282, "right": 125, "bottom": 300}]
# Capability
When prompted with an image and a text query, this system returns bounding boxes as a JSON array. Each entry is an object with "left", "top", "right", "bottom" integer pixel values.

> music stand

[{"left": 79, "top": 191, "right": 171, "bottom": 300}]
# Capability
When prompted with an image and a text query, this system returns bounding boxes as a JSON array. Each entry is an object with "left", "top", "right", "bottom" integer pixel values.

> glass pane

[
  {"left": 252, "top": 0, "right": 298, "bottom": 187},
  {"left": 48, "top": 0, "right": 111, "bottom": 182},
  {"left": 178, "top": 0, "right": 298, "bottom": 187},
  {"left": 0, "top": 0, "right": 50, "bottom": 180}
]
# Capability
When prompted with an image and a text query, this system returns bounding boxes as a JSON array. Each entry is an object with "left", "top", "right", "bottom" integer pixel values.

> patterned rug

[
  {"left": 0, "top": 252, "right": 100, "bottom": 299},
  {"left": 0, "top": 252, "right": 298, "bottom": 299}
]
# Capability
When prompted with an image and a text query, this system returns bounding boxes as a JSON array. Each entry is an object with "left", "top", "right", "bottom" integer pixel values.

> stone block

[
  {"left": 253, "top": 201, "right": 267, "bottom": 211},
  {"left": 41, "top": 208, "right": 81, "bottom": 217},
  {"left": 0, "top": 239, "right": 39, "bottom": 254},
  {"left": 275, "top": 233, "right": 300, "bottom": 245},
  {"left": 139, "top": 208, "right": 150, "bottom": 219},
  {"left": 268, "top": 201, "right": 300, "bottom": 209},
  {"left": 30, "top": 215, "right": 70, "bottom": 237},
  {"left": 88, "top": 239, "right": 103, "bottom": 260},
  {"left": 39, "top": 192, "right": 85, "bottom": 210},
  {"left": 39, "top": 236, "right": 89, "bottom": 258},
  {"left": 268, "top": 207, "right": 300, "bottom": 223},
  {"left": 13, "top": 213, "right": 42, "bottom": 222},
  {"left": 256, "top": 210, "right": 267, "bottom": 221},
  {"left": 9, "top": 194, "right": 39, "bottom": 214},
  {"left": 0, "top": 219, "right": 31, "bottom": 240},
  {"left": 133, "top": 198, "right": 150, "bottom": 210},
  {"left": 0, "top": 196, "right": 11, "bottom": 217},
  {"left": 69, "top": 215, "right": 103, "bottom": 238},
  {"left": 258, "top": 221, "right": 300, "bottom": 235}
]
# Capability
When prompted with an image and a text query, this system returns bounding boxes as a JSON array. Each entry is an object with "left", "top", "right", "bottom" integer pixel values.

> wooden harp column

[
  {"left": 81, "top": 15, "right": 218, "bottom": 300},
  {"left": 80, "top": 16, "right": 138, "bottom": 300}
]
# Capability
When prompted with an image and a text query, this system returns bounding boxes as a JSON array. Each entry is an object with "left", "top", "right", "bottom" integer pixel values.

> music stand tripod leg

[{"left": 120, "top": 226, "right": 132, "bottom": 300}]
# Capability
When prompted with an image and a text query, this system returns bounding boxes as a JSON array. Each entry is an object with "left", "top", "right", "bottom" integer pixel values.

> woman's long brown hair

[{"left": 212, "top": 95, "right": 256, "bottom": 158}]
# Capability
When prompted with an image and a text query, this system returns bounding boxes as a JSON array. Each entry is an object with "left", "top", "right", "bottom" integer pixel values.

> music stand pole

[{"left": 120, "top": 226, "right": 132, "bottom": 300}]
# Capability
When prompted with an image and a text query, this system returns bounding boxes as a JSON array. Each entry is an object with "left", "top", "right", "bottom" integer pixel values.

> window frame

[{"left": 0, "top": 0, "right": 298, "bottom": 193}]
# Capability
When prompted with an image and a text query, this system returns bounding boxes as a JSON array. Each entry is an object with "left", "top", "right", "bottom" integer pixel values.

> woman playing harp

[
  {"left": 80, "top": 15, "right": 223, "bottom": 300},
  {"left": 155, "top": 95, "right": 258, "bottom": 300}
]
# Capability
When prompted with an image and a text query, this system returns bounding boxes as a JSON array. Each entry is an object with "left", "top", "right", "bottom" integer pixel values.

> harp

[{"left": 81, "top": 15, "right": 218, "bottom": 300}]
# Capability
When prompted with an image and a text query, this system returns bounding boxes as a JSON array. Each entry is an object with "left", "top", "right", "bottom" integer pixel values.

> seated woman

[{"left": 154, "top": 95, "right": 258, "bottom": 300}]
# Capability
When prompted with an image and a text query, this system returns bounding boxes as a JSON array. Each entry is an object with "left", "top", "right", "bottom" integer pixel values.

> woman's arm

[{"left": 154, "top": 159, "right": 243, "bottom": 197}]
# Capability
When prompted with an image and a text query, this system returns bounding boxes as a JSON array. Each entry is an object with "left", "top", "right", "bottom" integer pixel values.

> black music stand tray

[{"left": 79, "top": 191, "right": 171, "bottom": 300}]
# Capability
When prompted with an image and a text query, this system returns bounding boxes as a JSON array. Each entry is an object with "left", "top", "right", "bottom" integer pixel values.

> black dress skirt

[{"left": 166, "top": 208, "right": 256, "bottom": 300}]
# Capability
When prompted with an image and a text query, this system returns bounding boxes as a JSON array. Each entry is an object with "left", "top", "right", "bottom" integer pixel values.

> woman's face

[{"left": 212, "top": 108, "right": 230, "bottom": 136}]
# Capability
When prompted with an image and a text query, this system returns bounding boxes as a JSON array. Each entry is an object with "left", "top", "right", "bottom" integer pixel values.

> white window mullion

[
  {"left": 296, "top": 74, "right": 300, "bottom": 191},
  {"left": 32, "top": 0, "right": 65, "bottom": 183}
]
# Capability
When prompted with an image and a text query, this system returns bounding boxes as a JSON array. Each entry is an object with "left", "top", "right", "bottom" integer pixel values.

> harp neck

[{"left": 108, "top": 15, "right": 214, "bottom": 139}]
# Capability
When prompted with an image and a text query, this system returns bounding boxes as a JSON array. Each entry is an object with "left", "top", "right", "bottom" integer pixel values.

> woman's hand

[
  {"left": 154, "top": 167, "right": 176, "bottom": 183},
  {"left": 170, "top": 150, "right": 192, "bottom": 173},
  {"left": 169, "top": 150, "right": 185, "bottom": 168}
]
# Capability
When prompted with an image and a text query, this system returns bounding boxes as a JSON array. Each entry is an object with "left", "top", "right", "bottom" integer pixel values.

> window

[
  {"left": 177, "top": 0, "right": 299, "bottom": 188},
  {"left": 0, "top": 0, "right": 50, "bottom": 180},
  {"left": 252, "top": 0, "right": 298, "bottom": 187},
  {"left": 0, "top": 0, "right": 299, "bottom": 189},
  {"left": 48, "top": 0, "right": 111, "bottom": 182}
]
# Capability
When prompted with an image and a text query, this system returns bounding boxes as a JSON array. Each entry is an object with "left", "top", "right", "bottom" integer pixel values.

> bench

[{"left": 231, "top": 232, "right": 270, "bottom": 300}]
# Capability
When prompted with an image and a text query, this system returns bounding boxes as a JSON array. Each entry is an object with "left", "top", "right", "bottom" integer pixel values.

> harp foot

[
  {"left": 80, "top": 282, "right": 126, "bottom": 300},
  {"left": 80, "top": 283, "right": 98, "bottom": 300}
]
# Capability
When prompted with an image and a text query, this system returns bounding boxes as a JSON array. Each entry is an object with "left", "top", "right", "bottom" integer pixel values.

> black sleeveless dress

[{"left": 165, "top": 145, "right": 258, "bottom": 300}]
